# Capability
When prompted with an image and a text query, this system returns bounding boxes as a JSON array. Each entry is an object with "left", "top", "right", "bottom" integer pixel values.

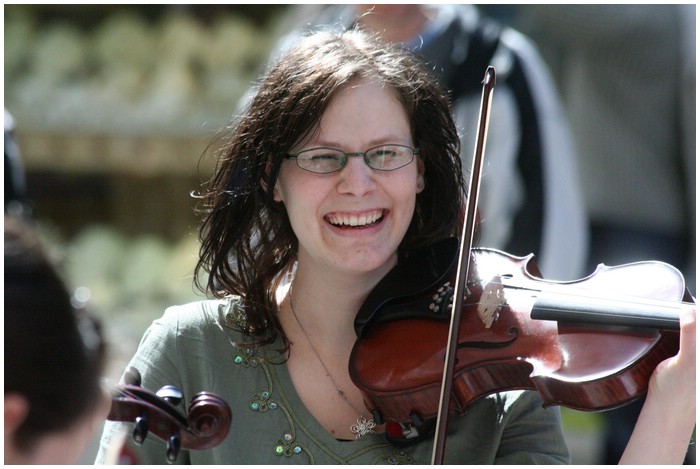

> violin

[
  {"left": 106, "top": 366, "right": 232, "bottom": 463},
  {"left": 347, "top": 66, "right": 694, "bottom": 462},
  {"left": 349, "top": 237, "right": 690, "bottom": 426}
]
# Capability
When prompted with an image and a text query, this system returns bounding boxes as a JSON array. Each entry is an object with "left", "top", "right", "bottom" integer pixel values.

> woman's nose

[{"left": 337, "top": 155, "right": 375, "bottom": 195}]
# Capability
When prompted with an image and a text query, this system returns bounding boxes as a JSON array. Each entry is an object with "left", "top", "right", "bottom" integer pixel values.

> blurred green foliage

[{"left": 5, "top": 4, "right": 288, "bottom": 135}]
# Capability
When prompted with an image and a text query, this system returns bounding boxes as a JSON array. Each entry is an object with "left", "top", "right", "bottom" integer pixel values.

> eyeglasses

[{"left": 286, "top": 144, "right": 419, "bottom": 174}]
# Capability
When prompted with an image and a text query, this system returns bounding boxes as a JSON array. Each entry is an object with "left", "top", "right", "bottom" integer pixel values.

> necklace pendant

[{"left": 350, "top": 416, "right": 376, "bottom": 439}]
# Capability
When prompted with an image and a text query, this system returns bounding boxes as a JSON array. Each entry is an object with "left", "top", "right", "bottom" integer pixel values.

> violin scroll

[
  {"left": 107, "top": 367, "right": 232, "bottom": 462},
  {"left": 185, "top": 392, "right": 233, "bottom": 449}
]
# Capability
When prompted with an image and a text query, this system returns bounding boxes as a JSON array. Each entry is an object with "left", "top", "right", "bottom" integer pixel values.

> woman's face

[{"left": 274, "top": 78, "right": 424, "bottom": 279}]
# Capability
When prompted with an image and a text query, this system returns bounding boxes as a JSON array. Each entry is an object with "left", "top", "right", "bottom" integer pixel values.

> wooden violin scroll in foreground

[{"left": 106, "top": 366, "right": 232, "bottom": 463}]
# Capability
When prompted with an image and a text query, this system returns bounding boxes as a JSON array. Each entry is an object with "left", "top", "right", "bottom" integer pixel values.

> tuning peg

[
  {"left": 166, "top": 434, "right": 181, "bottom": 462},
  {"left": 157, "top": 385, "right": 184, "bottom": 406},
  {"left": 132, "top": 416, "right": 149, "bottom": 444},
  {"left": 124, "top": 366, "right": 142, "bottom": 386}
]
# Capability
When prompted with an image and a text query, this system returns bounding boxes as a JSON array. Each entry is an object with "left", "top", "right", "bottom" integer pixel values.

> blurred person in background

[
  {"left": 4, "top": 109, "right": 31, "bottom": 218},
  {"left": 261, "top": 4, "right": 588, "bottom": 282},
  {"left": 4, "top": 215, "right": 111, "bottom": 464},
  {"left": 506, "top": 4, "right": 696, "bottom": 464}
]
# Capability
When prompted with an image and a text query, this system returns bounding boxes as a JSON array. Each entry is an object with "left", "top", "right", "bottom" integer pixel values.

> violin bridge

[{"left": 477, "top": 276, "right": 505, "bottom": 328}]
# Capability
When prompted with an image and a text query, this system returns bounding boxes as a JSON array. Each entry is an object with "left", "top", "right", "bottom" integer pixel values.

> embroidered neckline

[{"left": 220, "top": 296, "right": 409, "bottom": 463}]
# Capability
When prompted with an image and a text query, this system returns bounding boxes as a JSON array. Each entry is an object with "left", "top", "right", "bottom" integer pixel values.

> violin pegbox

[
  {"left": 108, "top": 366, "right": 233, "bottom": 463},
  {"left": 111, "top": 367, "right": 187, "bottom": 462},
  {"left": 157, "top": 385, "right": 184, "bottom": 406}
]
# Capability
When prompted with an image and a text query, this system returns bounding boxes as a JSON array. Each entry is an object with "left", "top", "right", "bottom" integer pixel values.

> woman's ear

[
  {"left": 260, "top": 163, "right": 271, "bottom": 194},
  {"left": 416, "top": 158, "right": 425, "bottom": 193},
  {"left": 262, "top": 161, "right": 284, "bottom": 203},
  {"left": 5, "top": 393, "right": 29, "bottom": 439},
  {"left": 272, "top": 183, "right": 283, "bottom": 203},
  {"left": 261, "top": 178, "right": 281, "bottom": 201},
  {"left": 416, "top": 178, "right": 425, "bottom": 193}
]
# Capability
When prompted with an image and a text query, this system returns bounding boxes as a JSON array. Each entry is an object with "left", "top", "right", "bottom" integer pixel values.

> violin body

[{"left": 350, "top": 245, "right": 688, "bottom": 428}]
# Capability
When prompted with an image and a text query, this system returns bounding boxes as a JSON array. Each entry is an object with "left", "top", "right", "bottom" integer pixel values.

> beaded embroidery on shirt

[
  {"left": 220, "top": 298, "right": 312, "bottom": 461},
  {"left": 219, "top": 296, "right": 410, "bottom": 464}
]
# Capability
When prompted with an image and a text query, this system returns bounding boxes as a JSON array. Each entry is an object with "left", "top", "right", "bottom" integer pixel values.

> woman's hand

[
  {"left": 648, "top": 305, "right": 696, "bottom": 412},
  {"left": 619, "top": 305, "right": 696, "bottom": 464}
]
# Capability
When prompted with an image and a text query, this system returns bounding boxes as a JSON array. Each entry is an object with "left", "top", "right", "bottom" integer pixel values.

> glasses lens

[
  {"left": 296, "top": 149, "right": 345, "bottom": 173},
  {"left": 366, "top": 145, "right": 415, "bottom": 171}
]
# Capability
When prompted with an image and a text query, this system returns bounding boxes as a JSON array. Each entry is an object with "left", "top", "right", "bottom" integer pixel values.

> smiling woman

[{"left": 94, "top": 29, "right": 695, "bottom": 465}]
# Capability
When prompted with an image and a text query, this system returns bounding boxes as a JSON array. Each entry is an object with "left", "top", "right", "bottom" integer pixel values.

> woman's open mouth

[{"left": 326, "top": 209, "right": 386, "bottom": 228}]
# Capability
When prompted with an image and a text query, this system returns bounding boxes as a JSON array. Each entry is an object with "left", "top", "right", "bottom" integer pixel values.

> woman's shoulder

[
  {"left": 129, "top": 296, "right": 266, "bottom": 387},
  {"left": 143, "top": 296, "right": 254, "bottom": 347}
]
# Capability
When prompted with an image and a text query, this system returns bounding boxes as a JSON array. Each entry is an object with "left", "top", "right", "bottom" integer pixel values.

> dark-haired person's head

[{"left": 4, "top": 216, "right": 110, "bottom": 464}]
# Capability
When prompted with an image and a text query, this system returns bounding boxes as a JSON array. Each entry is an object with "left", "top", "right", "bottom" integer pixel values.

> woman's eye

[{"left": 309, "top": 153, "right": 339, "bottom": 161}]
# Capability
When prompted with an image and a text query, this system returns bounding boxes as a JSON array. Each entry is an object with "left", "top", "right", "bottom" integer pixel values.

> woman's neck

[
  {"left": 279, "top": 247, "right": 399, "bottom": 351},
  {"left": 284, "top": 280, "right": 361, "bottom": 348},
  {"left": 280, "top": 269, "right": 378, "bottom": 349}
]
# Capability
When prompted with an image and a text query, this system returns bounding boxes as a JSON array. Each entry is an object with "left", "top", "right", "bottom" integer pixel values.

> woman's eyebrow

[{"left": 302, "top": 135, "right": 412, "bottom": 149}]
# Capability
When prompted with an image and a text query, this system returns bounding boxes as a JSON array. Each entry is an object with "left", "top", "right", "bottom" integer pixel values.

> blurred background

[
  {"left": 5, "top": 4, "right": 695, "bottom": 465},
  {"left": 5, "top": 4, "right": 289, "bottom": 462},
  {"left": 5, "top": 2, "right": 288, "bottom": 378}
]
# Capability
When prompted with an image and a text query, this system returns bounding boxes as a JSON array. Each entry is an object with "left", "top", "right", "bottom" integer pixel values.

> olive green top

[{"left": 95, "top": 298, "right": 569, "bottom": 464}]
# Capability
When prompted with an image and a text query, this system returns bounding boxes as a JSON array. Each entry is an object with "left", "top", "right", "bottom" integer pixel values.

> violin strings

[
  {"left": 462, "top": 279, "right": 693, "bottom": 319},
  {"left": 475, "top": 277, "right": 693, "bottom": 314}
]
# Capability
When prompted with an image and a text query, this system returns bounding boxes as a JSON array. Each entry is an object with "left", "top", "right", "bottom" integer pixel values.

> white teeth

[{"left": 328, "top": 210, "right": 383, "bottom": 227}]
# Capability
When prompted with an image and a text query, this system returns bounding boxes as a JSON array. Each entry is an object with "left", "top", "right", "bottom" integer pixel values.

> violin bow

[{"left": 431, "top": 66, "right": 496, "bottom": 465}]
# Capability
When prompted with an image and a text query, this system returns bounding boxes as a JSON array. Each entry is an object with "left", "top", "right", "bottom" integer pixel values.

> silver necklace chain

[{"left": 288, "top": 286, "right": 376, "bottom": 439}]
